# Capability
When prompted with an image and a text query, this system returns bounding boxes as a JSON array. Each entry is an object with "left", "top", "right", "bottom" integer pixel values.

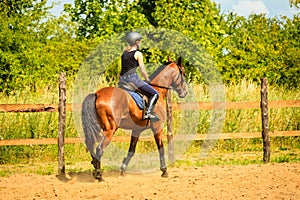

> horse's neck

[
  {"left": 151, "top": 66, "right": 173, "bottom": 87},
  {"left": 150, "top": 71, "right": 172, "bottom": 99}
]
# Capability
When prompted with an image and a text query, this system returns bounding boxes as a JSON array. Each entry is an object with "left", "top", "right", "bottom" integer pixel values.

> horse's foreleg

[
  {"left": 121, "top": 133, "right": 140, "bottom": 176},
  {"left": 154, "top": 133, "right": 168, "bottom": 177}
]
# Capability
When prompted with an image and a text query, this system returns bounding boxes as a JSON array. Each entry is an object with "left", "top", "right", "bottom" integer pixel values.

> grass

[
  {"left": 1, "top": 143, "right": 299, "bottom": 177},
  {"left": 0, "top": 79, "right": 299, "bottom": 176},
  {"left": 175, "top": 138, "right": 300, "bottom": 167}
]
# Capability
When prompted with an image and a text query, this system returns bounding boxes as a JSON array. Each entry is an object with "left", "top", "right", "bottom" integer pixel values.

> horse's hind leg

[
  {"left": 91, "top": 142, "right": 105, "bottom": 181},
  {"left": 120, "top": 131, "right": 141, "bottom": 176},
  {"left": 91, "top": 154, "right": 103, "bottom": 181},
  {"left": 92, "top": 117, "right": 117, "bottom": 182}
]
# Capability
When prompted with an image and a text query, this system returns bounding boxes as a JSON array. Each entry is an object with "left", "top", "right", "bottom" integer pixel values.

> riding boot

[{"left": 144, "top": 94, "right": 160, "bottom": 121}]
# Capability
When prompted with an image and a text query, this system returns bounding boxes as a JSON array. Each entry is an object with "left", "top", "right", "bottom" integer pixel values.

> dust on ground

[{"left": 0, "top": 163, "right": 299, "bottom": 200}]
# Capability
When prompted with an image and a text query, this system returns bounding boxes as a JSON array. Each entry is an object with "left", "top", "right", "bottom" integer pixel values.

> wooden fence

[
  {"left": 1, "top": 75, "right": 300, "bottom": 172},
  {"left": 1, "top": 100, "right": 300, "bottom": 145},
  {"left": 1, "top": 100, "right": 300, "bottom": 112}
]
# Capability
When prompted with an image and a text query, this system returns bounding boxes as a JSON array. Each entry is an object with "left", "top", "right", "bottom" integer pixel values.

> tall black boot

[{"left": 144, "top": 94, "right": 160, "bottom": 121}]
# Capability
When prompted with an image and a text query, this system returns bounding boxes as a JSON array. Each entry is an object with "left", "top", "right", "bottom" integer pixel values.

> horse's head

[
  {"left": 149, "top": 57, "right": 188, "bottom": 98},
  {"left": 171, "top": 57, "right": 188, "bottom": 98}
]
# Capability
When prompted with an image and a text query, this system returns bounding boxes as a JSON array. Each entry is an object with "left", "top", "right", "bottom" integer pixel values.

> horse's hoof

[
  {"left": 120, "top": 170, "right": 125, "bottom": 177},
  {"left": 96, "top": 177, "right": 105, "bottom": 182},
  {"left": 161, "top": 171, "right": 168, "bottom": 178},
  {"left": 93, "top": 170, "right": 104, "bottom": 181}
]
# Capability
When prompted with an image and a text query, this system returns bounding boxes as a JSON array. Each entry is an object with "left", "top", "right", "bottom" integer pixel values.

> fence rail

[
  {"left": 0, "top": 131, "right": 299, "bottom": 146},
  {"left": 1, "top": 100, "right": 300, "bottom": 113}
]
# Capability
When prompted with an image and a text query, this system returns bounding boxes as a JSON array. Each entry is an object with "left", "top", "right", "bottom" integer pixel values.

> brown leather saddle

[{"left": 118, "top": 80, "right": 149, "bottom": 111}]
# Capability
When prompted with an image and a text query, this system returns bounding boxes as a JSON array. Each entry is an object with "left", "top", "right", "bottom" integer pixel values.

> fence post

[
  {"left": 58, "top": 72, "right": 66, "bottom": 174},
  {"left": 260, "top": 78, "right": 270, "bottom": 163},
  {"left": 166, "top": 90, "right": 174, "bottom": 164}
]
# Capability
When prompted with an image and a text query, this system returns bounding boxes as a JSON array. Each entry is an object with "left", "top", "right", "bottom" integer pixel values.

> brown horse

[{"left": 81, "top": 57, "right": 188, "bottom": 181}]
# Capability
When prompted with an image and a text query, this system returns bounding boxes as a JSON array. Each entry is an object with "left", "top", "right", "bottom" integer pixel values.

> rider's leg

[
  {"left": 138, "top": 84, "right": 160, "bottom": 120},
  {"left": 123, "top": 73, "right": 160, "bottom": 120},
  {"left": 146, "top": 93, "right": 159, "bottom": 115}
]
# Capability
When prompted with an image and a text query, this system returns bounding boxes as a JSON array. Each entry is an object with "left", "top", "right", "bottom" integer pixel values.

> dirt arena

[{"left": 0, "top": 163, "right": 299, "bottom": 200}]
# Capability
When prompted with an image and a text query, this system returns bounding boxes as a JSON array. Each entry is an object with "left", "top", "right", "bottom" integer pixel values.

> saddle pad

[{"left": 127, "top": 91, "right": 144, "bottom": 110}]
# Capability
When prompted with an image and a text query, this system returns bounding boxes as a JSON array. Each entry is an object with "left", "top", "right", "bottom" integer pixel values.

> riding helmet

[{"left": 126, "top": 32, "right": 142, "bottom": 46}]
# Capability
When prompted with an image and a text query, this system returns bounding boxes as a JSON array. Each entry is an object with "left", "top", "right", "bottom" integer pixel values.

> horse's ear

[
  {"left": 177, "top": 57, "right": 182, "bottom": 66},
  {"left": 168, "top": 57, "right": 173, "bottom": 62}
]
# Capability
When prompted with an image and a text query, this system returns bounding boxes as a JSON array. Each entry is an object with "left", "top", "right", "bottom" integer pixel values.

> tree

[
  {"left": 1, "top": 0, "right": 299, "bottom": 94},
  {"left": 218, "top": 12, "right": 300, "bottom": 87},
  {"left": 279, "top": 15, "right": 300, "bottom": 87},
  {"left": 64, "top": 0, "right": 151, "bottom": 39},
  {"left": 0, "top": 0, "right": 91, "bottom": 94},
  {"left": 1, "top": 0, "right": 35, "bottom": 17},
  {"left": 65, "top": 0, "right": 227, "bottom": 84},
  {"left": 152, "top": 0, "right": 227, "bottom": 83},
  {"left": 290, "top": 0, "right": 300, "bottom": 8},
  {"left": 0, "top": 0, "right": 51, "bottom": 93}
]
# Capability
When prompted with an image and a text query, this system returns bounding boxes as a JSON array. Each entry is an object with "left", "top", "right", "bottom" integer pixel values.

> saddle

[{"left": 118, "top": 80, "right": 149, "bottom": 111}]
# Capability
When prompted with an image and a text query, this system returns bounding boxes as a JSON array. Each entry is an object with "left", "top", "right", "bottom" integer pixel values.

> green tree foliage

[
  {"left": 220, "top": 13, "right": 300, "bottom": 87},
  {"left": 279, "top": 16, "right": 300, "bottom": 87},
  {"left": 0, "top": 0, "right": 299, "bottom": 94},
  {"left": 152, "top": 0, "right": 227, "bottom": 83},
  {"left": 64, "top": 0, "right": 155, "bottom": 84},
  {"left": 0, "top": 0, "right": 50, "bottom": 93},
  {"left": 64, "top": 0, "right": 151, "bottom": 39},
  {"left": 1, "top": 0, "right": 36, "bottom": 17},
  {"left": 65, "top": 0, "right": 228, "bottom": 84},
  {"left": 290, "top": 0, "right": 300, "bottom": 8},
  {"left": 0, "top": 0, "right": 91, "bottom": 94}
]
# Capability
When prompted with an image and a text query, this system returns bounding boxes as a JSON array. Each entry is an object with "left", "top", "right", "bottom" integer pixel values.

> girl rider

[{"left": 119, "top": 32, "right": 159, "bottom": 121}]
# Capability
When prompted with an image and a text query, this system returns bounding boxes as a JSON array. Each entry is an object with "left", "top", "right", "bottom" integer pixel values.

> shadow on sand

[{"left": 56, "top": 170, "right": 123, "bottom": 183}]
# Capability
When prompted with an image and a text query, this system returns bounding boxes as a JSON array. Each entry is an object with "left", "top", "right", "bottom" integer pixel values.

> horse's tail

[{"left": 81, "top": 93, "right": 102, "bottom": 154}]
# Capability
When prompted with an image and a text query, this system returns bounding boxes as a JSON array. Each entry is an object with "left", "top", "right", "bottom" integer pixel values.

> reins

[{"left": 149, "top": 83, "right": 172, "bottom": 90}]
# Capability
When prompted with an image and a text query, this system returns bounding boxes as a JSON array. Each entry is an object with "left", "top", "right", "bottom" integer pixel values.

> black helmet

[{"left": 126, "top": 32, "right": 142, "bottom": 46}]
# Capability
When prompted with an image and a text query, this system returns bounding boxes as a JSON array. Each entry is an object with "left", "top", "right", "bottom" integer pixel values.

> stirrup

[{"left": 143, "top": 111, "right": 160, "bottom": 121}]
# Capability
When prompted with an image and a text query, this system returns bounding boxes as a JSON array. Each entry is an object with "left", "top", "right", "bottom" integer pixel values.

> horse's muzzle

[{"left": 178, "top": 90, "right": 188, "bottom": 98}]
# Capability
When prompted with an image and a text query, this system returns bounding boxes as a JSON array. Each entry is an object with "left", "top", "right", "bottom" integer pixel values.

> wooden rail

[
  {"left": 172, "top": 100, "right": 300, "bottom": 110},
  {"left": 0, "top": 103, "right": 73, "bottom": 112},
  {"left": 1, "top": 100, "right": 300, "bottom": 147},
  {"left": 0, "top": 131, "right": 299, "bottom": 146},
  {"left": 1, "top": 100, "right": 299, "bottom": 113}
]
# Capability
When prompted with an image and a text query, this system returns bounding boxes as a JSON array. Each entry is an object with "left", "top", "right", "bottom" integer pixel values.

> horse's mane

[{"left": 149, "top": 61, "right": 173, "bottom": 81}]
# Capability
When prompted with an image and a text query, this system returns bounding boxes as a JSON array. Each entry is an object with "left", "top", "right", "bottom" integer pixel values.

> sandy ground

[{"left": 0, "top": 163, "right": 299, "bottom": 200}]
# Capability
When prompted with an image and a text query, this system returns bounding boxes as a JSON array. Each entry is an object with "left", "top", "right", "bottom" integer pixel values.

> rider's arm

[{"left": 135, "top": 51, "right": 150, "bottom": 82}]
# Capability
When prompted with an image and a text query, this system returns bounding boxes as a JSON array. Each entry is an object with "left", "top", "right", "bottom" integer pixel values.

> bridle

[
  {"left": 149, "top": 62, "right": 185, "bottom": 90},
  {"left": 149, "top": 82, "right": 172, "bottom": 90}
]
